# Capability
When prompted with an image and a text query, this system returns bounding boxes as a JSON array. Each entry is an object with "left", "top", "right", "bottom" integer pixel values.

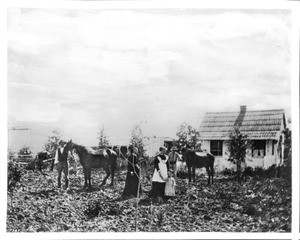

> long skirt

[
  {"left": 149, "top": 181, "right": 165, "bottom": 198},
  {"left": 122, "top": 170, "right": 140, "bottom": 197}
]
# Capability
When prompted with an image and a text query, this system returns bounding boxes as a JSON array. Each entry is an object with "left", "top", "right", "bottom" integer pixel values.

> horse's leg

[
  {"left": 205, "top": 167, "right": 210, "bottom": 186},
  {"left": 87, "top": 168, "right": 92, "bottom": 189},
  {"left": 187, "top": 166, "right": 192, "bottom": 184},
  {"left": 110, "top": 156, "right": 117, "bottom": 187},
  {"left": 192, "top": 166, "right": 196, "bottom": 183},
  {"left": 211, "top": 165, "right": 214, "bottom": 185},
  {"left": 50, "top": 159, "right": 54, "bottom": 172},
  {"left": 83, "top": 168, "right": 88, "bottom": 189},
  {"left": 110, "top": 164, "right": 115, "bottom": 187},
  {"left": 57, "top": 163, "right": 62, "bottom": 188},
  {"left": 101, "top": 167, "right": 111, "bottom": 186}
]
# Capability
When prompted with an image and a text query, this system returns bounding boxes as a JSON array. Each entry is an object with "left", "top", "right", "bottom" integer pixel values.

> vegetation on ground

[{"left": 7, "top": 165, "right": 291, "bottom": 232}]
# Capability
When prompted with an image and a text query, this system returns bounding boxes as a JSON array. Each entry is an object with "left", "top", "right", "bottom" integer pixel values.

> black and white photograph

[{"left": 3, "top": 0, "right": 299, "bottom": 236}]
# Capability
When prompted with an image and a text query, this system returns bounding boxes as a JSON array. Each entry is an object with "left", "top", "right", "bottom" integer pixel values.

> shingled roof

[{"left": 199, "top": 108, "right": 286, "bottom": 140}]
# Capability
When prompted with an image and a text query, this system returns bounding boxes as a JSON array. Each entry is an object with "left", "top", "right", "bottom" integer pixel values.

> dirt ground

[{"left": 7, "top": 167, "right": 291, "bottom": 232}]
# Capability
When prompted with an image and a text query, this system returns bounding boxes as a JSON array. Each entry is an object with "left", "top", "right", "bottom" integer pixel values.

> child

[{"left": 164, "top": 170, "right": 176, "bottom": 198}]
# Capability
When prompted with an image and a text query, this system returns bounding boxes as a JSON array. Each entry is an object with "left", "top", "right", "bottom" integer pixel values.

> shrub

[
  {"left": 25, "top": 159, "right": 36, "bottom": 171},
  {"left": 253, "top": 167, "right": 264, "bottom": 176},
  {"left": 244, "top": 166, "right": 254, "bottom": 177},
  {"left": 8, "top": 160, "right": 22, "bottom": 192},
  {"left": 222, "top": 168, "right": 235, "bottom": 176},
  {"left": 176, "top": 161, "right": 188, "bottom": 179}
]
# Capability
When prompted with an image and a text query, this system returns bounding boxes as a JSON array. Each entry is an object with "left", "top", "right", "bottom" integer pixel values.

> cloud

[{"left": 7, "top": 8, "right": 291, "bottom": 145}]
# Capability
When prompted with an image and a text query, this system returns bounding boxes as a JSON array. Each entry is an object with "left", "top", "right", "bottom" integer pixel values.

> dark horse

[
  {"left": 70, "top": 141, "right": 118, "bottom": 189},
  {"left": 181, "top": 147, "right": 215, "bottom": 185}
]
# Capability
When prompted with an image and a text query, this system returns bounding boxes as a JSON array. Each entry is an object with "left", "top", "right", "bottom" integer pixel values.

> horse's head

[
  {"left": 180, "top": 145, "right": 187, "bottom": 161},
  {"left": 181, "top": 144, "right": 196, "bottom": 161},
  {"left": 112, "top": 146, "right": 120, "bottom": 154},
  {"left": 65, "top": 139, "right": 74, "bottom": 154}
]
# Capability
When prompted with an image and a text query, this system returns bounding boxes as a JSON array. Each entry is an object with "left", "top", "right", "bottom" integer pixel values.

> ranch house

[{"left": 198, "top": 106, "right": 286, "bottom": 172}]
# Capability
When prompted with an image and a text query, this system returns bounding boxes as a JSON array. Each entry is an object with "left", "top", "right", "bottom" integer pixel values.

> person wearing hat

[
  {"left": 54, "top": 140, "right": 70, "bottom": 189},
  {"left": 149, "top": 146, "right": 169, "bottom": 202},
  {"left": 122, "top": 145, "right": 141, "bottom": 197},
  {"left": 168, "top": 146, "right": 181, "bottom": 180}
]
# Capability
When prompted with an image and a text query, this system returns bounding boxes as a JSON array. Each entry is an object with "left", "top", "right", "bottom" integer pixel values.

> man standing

[
  {"left": 168, "top": 146, "right": 181, "bottom": 180},
  {"left": 55, "top": 140, "right": 69, "bottom": 189}
]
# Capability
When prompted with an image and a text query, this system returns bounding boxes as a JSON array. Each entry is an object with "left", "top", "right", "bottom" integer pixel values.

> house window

[
  {"left": 252, "top": 140, "right": 266, "bottom": 157},
  {"left": 210, "top": 140, "right": 223, "bottom": 156}
]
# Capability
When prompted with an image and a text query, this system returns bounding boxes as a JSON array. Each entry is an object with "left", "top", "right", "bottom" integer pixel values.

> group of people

[
  {"left": 54, "top": 139, "right": 181, "bottom": 202},
  {"left": 122, "top": 145, "right": 181, "bottom": 202}
]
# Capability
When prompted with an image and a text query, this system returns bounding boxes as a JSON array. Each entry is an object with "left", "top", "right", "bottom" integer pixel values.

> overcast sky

[{"left": 7, "top": 8, "right": 291, "bottom": 146}]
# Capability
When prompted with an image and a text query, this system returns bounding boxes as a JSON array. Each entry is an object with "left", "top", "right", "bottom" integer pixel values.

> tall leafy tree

[
  {"left": 228, "top": 127, "right": 252, "bottom": 183},
  {"left": 176, "top": 122, "right": 201, "bottom": 150},
  {"left": 98, "top": 126, "right": 110, "bottom": 148},
  {"left": 282, "top": 128, "right": 291, "bottom": 164},
  {"left": 44, "top": 130, "right": 61, "bottom": 154},
  {"left": 129, "top": 123, "right": 149, "bottom": 231},
  {"left": 281, "top": 128, "right": 291, "bottom": 181},
  {"left": 130, "top": 123, "right": 147, "bottom": 157}
]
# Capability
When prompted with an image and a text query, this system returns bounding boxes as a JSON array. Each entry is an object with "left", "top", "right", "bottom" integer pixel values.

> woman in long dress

[
  {"left": 122, "top": 146, "right": 140, "bottom": 197},
  {"left": 149, "top": 146, "right": 169, "bottom": 200}
]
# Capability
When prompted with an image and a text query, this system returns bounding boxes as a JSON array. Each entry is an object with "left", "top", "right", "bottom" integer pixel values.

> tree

[
  {"left": 281, "top": 128, "right": 291, "bottom": 181},
  {"left": 228, "top": 127, "right": 252, "bottom": 183},
  {"left": 8, "top": 148, "right": 15, "bottom": 160},
  {"left": 129, "top": 123, "right": 149, "bottom": 231},
  {"left": 43, "top": 130, "right": 62, "bottom": 171},
  {"left": 282, "top": 128, "right": 291, "bottom": 164},
  {"left": 130, "top": 123, "right": 147, "bottom": 157},
  {"left": 176, "top": 122, "right": 201, "bottom": 150},
  {"left": 98, "top": 126, "right": 110, "bottom": 148},
  {"left": 44, "top": 130, "right": 61, "bottom": 154}
]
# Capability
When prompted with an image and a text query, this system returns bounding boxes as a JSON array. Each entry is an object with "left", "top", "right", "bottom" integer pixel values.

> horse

[
  {"left": 69, "top": 141, "right": 118, "bottom": 189},
  {"left": 181, "top": 147, "right": 215, "bottom": 185}
]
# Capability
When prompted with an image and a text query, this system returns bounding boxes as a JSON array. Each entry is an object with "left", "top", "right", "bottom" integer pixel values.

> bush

[
  {"left": 241, "top": 165, "right": 281, "bottom": 179},
  {"left": 176, "top": 161, "right": 188, "bottom": 179},
  {"left": 221, "top": 165, "right": 282, "bottom": 179},
  {"left": 222, "top": 168, "right": 235, "bottom": 176},
  {"left": 280, "top": 164, "right": 291, "bottom": 182},
  {"left": 253, "top": 167, "right": 264, "bottom": 176},
  {"left": 25, "top": 159, "right": 36, "bottom": 171},
  {"left": 266, "top": 164, "right": 277, "bottom": 178},
  {"left": 244, "top": 167, "right": 254, "bottom": 177},
  {"left": 8, "top": 160, "right": 22, "bottom": 192}
]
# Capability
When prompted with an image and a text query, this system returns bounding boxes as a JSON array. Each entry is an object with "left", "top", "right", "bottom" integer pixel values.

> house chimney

[
  {"left": 234, "top": 105, "right": 247, "bottom": 127},
  {"left": 240, "top": 105, "right": 247, "bottom": 112}
]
